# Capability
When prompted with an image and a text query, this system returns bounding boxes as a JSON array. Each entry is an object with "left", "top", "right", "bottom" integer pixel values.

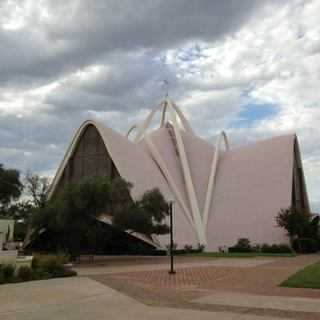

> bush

[
  {"left": 292, "top": 238, "right": 318, "bottom": 253},
  {"left": 229, "top": 238, "right": 252, "bottom": 253},
  {"left": 2, "top": 264, "right": 16, "bottom": 279},
  {"left": 0, "top": 254, "right": 76, "bottom": 285},
  {"left": 17, "top": 266, "right": 34, "bottom": 281},
  {"left": 31, "top": 254, "right": 76, "bottom": 278},
  {"left": 171, "top": 244, "right": 205, "bottom": 255},
  {"left": 184, "top": 245, "right": 193, "bottom": 253},
  {"left": 260, "top": 243, "right": 293, "bottom": 254},
  {"left": 32, "top": 254, "right": 69, "bottom": 272},
  {"left": 251, "top": 244, "right": 261, "bottom": 253}
]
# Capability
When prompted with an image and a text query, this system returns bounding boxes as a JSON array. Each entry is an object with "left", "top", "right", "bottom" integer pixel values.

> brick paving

[
  {"left": 110, "top": 255, "right": 320, "bottom": 298},
  {"left": 114, "top": 265, "right": 236, "bottom": 289},
  {"left": 89, "top": 255, "right": 320, "bottom": 320}
]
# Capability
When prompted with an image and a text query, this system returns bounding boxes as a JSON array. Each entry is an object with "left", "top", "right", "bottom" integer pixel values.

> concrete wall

[
  {"left": 0, "top": 250, "right": 18, "bottom": 265},
  {"left": 0, "top": 220, "right": 14, "bottom": 243}
]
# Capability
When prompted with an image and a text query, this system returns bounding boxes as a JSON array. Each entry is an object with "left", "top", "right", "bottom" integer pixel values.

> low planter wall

[
  {"left": 16, "top": 256, "right": 33, "bottom": 268},
  {"left": 0, "top": 250, "right": 18, "bottom": 265}
]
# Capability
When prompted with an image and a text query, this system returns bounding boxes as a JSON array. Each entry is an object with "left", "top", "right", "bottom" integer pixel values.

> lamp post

[{"left": 168, "top": 199, "right": 176, "bottom": 275}]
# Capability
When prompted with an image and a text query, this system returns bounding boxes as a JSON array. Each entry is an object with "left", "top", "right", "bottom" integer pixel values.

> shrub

[
  {"left": 30, "top": 254, "right": 76, "bottom": 278},
  {"left": 184, "top": 245, "right": 193, "bottom": 253},
  {"left": 0, "top": 254, "right": 76, "bottom": 285},
  {"left": 2, "top": 264, "right": 16, "bottom": 279},
  {"left": 32, "top": 254, "right": 69, "bottom": 272},
  {"left": 17, "top": 266, "right": 34, "bottom": 281},
  {"left": 229, "top": 238, "right": 252, "bottom": 253},
  {"left": 292, "top": 238, "right": 318, "bottom": 253},
  {"left": 174, "top": 244, "right": 205, "bottom": 254},
  {"left": 165, "top": 243, "right": 177, "bottom": 252},
  {"left": 277, "top": 244, "right": 293, "bottom": 253},
  {"left": 260, "top": 243, "right": 293, "bottom": 254},
  {"left": 251, "top": 244, "right": 261, "bottom": 253}
]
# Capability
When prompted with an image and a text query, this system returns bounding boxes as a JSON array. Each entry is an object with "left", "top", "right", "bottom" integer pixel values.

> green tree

[
  {"left": 30, "top": 176, "right": 169, "bottom": 254},
  {"left": 112, "top": 188, "right": 169, "bottom": 236},
  {"left": 0, "top": 164, "right": 23, "bottom": 213},
  {"left": 276, "top": 207, "right": 319, "bottom": 245}
]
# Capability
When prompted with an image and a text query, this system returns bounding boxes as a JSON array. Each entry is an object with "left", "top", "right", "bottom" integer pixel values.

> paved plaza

[
  {"left": 0, "top": 277, "right": 292, "bottom": 320},
  {"left": 1, "top": 255, "right": 320, "bottom": 320}
]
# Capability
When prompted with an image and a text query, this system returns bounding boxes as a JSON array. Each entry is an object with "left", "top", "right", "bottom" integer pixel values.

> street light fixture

[{"left": 168, "top": 199, "right": 176, "bottom": 275}]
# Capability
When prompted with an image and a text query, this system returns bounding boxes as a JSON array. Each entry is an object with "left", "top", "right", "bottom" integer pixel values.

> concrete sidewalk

[
  {"left": 0, "top": 277, "right": 289, "bottom": 320},
  {"left": 194, "top": 290, "right": 320, "bottom": 313}
]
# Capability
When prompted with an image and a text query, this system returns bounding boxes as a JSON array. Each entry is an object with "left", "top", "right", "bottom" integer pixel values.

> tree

[
  {"left": 112, "top": 188, "right": 169, "bottom": 236},
  {"left": 276, "top": 207, "right": 319, "bottom": 253},
  {"left": 25, "top": 171, "right": 50, "bottom": 208},
  {"left": 276, "top": 207, "right": 311, "bottom": 242},
  {"left": 0, "top": 164, "right": 23, "bottom": 212},
  {"left": 30, "top": 176, "right": 169, "bottom": 254}
]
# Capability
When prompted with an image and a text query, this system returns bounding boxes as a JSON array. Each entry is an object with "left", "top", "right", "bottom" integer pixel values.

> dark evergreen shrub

[
  {"left": 292, "top": 238, "right": 318, "bottom": 253},
  {"left": 197, "top": 244, "right": 205, "bottom": 253},
  {"left": 184, "top": 245, "right": 193, "bottom": 253},
  {"left": 260, "top": 243, "right": 292, "bottom": 253},
  {"left": 229, "top": 238, "right": 252, "bottom": 252}
]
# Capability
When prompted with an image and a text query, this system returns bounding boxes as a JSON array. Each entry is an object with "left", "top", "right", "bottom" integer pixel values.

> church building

[{"left": 48, "top": 99, "right": 309, "bottom": 251}]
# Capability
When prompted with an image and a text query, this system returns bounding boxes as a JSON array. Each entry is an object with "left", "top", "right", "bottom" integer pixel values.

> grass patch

[
  {"left": 281, "top": 261, "right": 320, "bottom": 289},
  {"left": 182, "top": 252, "right": 297, "bottom": 258}
]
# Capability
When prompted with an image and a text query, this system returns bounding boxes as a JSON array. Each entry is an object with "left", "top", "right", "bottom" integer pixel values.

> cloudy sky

[{"left": 0, "top": 0, "right": 320, "bottom": 210}]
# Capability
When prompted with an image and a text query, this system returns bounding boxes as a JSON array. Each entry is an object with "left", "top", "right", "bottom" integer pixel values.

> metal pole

[{"left": 169, "top": 200, "right": 176, "bottom": 274}]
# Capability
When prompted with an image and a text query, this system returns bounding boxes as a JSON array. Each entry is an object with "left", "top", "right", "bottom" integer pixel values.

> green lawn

[
  {"left": 281, "top": 261, "right": 320, "bottom": 289},
  {"left": 182, "top": 252, "right": 297, "bottom": 258}
]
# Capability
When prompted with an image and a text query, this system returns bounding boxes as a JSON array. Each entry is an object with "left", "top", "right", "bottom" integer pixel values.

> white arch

[
  {"left": 132, "top": 99, "right": 231, "bottom": 244},
  {"left": 47, "top": 120, "right": 97, "bottom": 199},
  {"left": 143, "top": 133, "right": 196, "bottom": 230},
  {"left": 160, "top": 101, "right": 167, "bottom": 127},
  {"left": 133, "top": 98, "right": 194, "bottom": 143},
  {"left": 134, "top": 100, "right": 207, "bottom": 243},
  {"left": 202, "top": 131, "right": 229, "bottom": 230},
  {"left": 48, "top": 119, "right": 138, "bottom": 200},
  {"left": 166, "top": 100, "right": 206, "bottom": 244}
]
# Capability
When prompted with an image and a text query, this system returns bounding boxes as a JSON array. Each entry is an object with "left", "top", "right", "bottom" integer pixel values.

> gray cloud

[
  {"left": 3, "top": 0, "right": 320, "bottom": 213},
  {"left": 0, "top": 0, "right": 270, "bottom": 87}
]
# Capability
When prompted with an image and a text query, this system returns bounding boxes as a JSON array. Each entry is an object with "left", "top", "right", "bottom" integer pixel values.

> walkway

[
  {"left": 1, "top": 255, "right": 320, "bottom": 319},
  {"left": 0, "top": 277, "right": 288, "bottom": 320}
]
